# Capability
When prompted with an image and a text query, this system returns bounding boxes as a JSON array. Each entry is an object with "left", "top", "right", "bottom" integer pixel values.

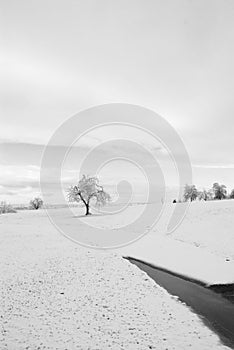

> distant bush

[
  {"left": 0, "top": 201, "right": 17, "bottom": 214},
  {"left": 212, "top": 183, "right": 227, "bottom": 200},
  {"left": 230, "top": 189, "right": 234, "bottom": 199},
  {"left": 198, "top": 189, "right": 214, "bottom": 201},
  {"left": 30, "top": 197, "right": 44, "bottom": 210}
]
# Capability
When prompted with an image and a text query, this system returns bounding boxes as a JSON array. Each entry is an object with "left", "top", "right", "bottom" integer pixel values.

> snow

[
  {"left": 120, "top": 200, "right": 234, "bottom": 286},
  {"left": 0, "top": 208, "right": 231, "bottom": 349}
]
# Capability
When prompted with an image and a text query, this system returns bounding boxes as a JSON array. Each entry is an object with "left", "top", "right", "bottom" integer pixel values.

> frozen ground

[{"left": 0, "top": 209, "right": 231, "bottom": 349}]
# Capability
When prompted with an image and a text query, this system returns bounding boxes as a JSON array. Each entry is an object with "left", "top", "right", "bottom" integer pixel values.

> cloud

[
  {"left": 0, "top": 164, "right": 40, "bottom": 185},
  {"left": 0, "top": 185, "right": 34, "bottom": 196},
  {"left": 0, "top": 184, "right": 41, "bottom": 204}
]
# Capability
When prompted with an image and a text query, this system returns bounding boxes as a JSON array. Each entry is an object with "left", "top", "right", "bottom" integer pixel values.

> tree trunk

[
  {"left": 78, "top": 192, "right": 91, "bottom": 216},
  {"left": 85, "top": 203, "right": 91, "bottom": 215}
]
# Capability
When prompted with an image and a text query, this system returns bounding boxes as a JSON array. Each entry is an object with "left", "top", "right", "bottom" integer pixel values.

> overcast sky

[{"left": 1, "top": 0, "right": 234, "bottom": 203}]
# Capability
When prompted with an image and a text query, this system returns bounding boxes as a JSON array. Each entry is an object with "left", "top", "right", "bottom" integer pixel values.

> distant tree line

[
  {"left": 0, "top": 197, "right": 44, "bottom": 215},
  {"left": 182, "top": 183, "right": 234, "bottom": 202}
]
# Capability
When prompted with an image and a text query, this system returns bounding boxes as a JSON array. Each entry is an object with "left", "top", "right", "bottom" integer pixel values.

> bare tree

[
  {"left": 67, "top": 175, "right": 111, "bottom": 215},
  {"left": 30, "top": 197, "right": 44, "bottom": 210}
]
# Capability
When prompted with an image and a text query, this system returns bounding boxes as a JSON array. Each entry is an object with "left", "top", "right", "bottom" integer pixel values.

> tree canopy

[
  {"left": 183, "top": 184, "right": 198, "bottom": 202},
  {"left": 212, "top": 182, "right": 227, "bottom": 200},
  {"left": 30, "top": 197, "right": 44, "bottom": 210},
  {"left": 68, "top": 175, "right": 111, "bottom": 215}
]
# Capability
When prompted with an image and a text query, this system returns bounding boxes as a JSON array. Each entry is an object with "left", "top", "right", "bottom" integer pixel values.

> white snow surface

[
  {"left": 0, "top": 208, "right": 231, "bottom": 349},
  {"left": 120, "top": 200, "right": 234, "bottom": 286}
]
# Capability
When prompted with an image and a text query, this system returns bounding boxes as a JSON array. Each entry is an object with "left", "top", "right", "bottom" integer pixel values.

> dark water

[
  {"left": 209, "top": 284, "right": 234, "bottom": 304},
  {"left": 127, "top": 258, "right": 234, "bottom": 349}
]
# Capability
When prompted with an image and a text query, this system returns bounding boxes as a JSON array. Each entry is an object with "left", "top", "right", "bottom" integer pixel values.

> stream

[{"left": 127, "top": 257, "right": 234, "bottom": 349}]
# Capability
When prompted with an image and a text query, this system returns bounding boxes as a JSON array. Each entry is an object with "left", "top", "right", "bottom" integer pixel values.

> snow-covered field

[
  {"left": 121, "top": 200, "right": 234, "bottom": 286},
  {"left": 1, "top": 206, "right": 232, "bottom": 349}
]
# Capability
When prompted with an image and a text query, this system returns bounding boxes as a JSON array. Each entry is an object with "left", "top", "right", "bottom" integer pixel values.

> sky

[{"left": 1, "top": 0, "right": 234, "bottom": 203}]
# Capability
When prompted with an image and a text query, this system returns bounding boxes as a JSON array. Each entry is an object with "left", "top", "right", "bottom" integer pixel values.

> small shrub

[
  {"left": 198, "top": 189, "right": 214, "bottom": 201},
  {"left": 0, "top": 201, "right": 17, "bottom": 214}
]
